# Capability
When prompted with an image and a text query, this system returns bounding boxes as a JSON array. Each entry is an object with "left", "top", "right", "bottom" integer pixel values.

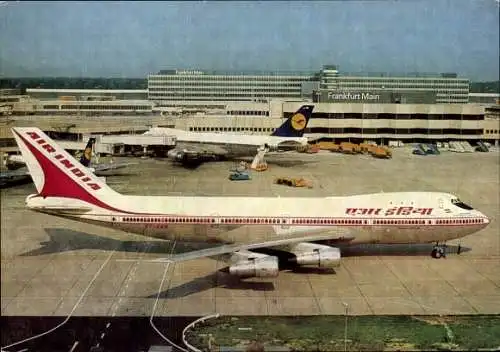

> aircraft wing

[
  {"left": 175, "top": 142, "right": 230, "bottom": 156},
  {"left": 159, "top": 226, "right": 355, "bottom": 263}
]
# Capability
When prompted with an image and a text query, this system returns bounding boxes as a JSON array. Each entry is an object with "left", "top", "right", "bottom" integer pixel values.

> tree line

[
  {"left": 0, "top": 77, "right": 147, "bottom": 90},
  {"left": 469, "top": 81, "right": 499, "bottom": 94}
]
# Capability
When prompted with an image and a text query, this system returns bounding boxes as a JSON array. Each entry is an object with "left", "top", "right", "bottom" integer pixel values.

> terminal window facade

[
  {"left": 148, "top": 71, "right": 313, "bottom": 101},
  {"left": 302, "top": 127, "right": 483, "bottom": 135},
  {"left": 318, "top": 67, "right": 470, "bottom": 104},
  {"left": 284, "top": 112, "right": 484, "bottom": 121}
]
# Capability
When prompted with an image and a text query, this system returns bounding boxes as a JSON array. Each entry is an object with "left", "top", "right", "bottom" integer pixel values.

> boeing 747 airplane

[
  {"left": 145, "top": 105, "right": 314, "bottom": 167},
  {"left": 11, "top": 127, "right": 490, "bottom": 278}
]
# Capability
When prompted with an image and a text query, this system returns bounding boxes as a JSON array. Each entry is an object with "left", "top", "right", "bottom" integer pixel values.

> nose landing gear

[{"left": 431, "top": 242, "right": 447, "bottom": 259}]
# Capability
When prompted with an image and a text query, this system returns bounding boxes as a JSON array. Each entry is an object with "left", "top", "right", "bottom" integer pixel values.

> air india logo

[{"left": 291, "top": 113, "right": 307, "bottom": 130}]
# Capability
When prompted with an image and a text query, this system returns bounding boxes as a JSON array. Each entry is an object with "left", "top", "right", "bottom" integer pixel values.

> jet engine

[
  {"left": 167, "top": 149, "right": 190, "bottom": 162},
  {"left": 167, "top": 149, "right": 219, "bottom": 166},
  {"left": 288, "top": 243, "right": 341, "bottom": 268},
  {"left": 228, "top": 256, "right": 279, "bottom": 278}
]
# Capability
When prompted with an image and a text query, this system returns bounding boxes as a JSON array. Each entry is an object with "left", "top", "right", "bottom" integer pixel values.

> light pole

[{"left": 342, "top": 302, "right": 349, "bottom": 352}]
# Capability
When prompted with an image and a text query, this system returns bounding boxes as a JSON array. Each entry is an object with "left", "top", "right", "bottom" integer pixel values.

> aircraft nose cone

[{"left": 476, "top": 211, "right": 490, "bottom": 226}]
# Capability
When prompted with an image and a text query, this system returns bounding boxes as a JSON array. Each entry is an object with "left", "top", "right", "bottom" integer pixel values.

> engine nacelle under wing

[
  {"left": 228, "top": 256, "right": 279, "bottom": 278},
  {"left": 288, "top": 243, "right": 341, "bottom": 268},
  {"left": 167, "top": 149, "right": 219, "bottom": 165}
]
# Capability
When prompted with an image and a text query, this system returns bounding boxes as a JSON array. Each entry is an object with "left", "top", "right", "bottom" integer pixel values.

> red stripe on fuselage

[{"left": 16, "top": 131, "right": 143, "bottom": 214}]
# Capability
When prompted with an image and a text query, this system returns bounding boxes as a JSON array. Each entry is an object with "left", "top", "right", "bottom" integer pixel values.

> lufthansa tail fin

[
  {"left": 271, "top": 105, "right": 314, "bottom": 137},
  {"left": 79, "top": 137, "right": 96, "bottom": 167},
  {"left": 11, "top": 127, "right": 117, "bottom": 202}
]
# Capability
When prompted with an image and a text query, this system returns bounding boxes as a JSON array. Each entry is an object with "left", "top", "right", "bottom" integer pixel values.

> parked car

[{"left": 229, "top": 171, "right": 251, "bottom": 181}]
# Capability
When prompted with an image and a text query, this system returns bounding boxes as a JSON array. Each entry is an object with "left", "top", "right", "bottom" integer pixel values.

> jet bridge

[
  {"left": 83, "top": 134, "right": 176, "bottom": 146},
  {"left": 83, "top": 134, "right": 177, "bottom": 156}
]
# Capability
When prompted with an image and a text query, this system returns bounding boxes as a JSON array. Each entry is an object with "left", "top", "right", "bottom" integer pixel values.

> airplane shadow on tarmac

[
  {"left": 19, "top": 228, "right": 217, "bottom": 257},
  {"left": 20, "top": 228, "right": 470, "bottom": 298},
  {"left": 151, "top": 244, "right": 471, "bottom": 299},
  {"left": 149, "top": 271, "right": 277, "bottom": 299}
]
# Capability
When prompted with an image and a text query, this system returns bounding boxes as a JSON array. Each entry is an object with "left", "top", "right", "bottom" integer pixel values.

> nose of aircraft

[{"left": 477, "top": 211, "right": 490, "bottom": 226}]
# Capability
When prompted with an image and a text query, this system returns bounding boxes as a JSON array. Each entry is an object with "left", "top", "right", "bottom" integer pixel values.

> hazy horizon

[{"left": 1, "top": 1, "right": 499, "bottom": 81}]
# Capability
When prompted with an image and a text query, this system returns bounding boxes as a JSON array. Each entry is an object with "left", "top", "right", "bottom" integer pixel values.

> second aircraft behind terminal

[
  {"left": 145, "top": 105, "right": 314, "bottom": 166},
  {"left": 11, "top": 127, "right": 490, "bottom": 278}
]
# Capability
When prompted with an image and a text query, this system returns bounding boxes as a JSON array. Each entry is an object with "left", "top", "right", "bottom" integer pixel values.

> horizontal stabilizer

[{"left": 33, "top": 206, "right": 93, "bottom": 213}]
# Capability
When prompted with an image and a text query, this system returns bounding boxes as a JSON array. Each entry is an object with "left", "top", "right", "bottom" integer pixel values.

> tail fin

[
  {"left": 11, "top": 127, "right": 117, "bottom": 203},
  {"left": 79, "top": 137, "right": 96, "bottom": 167},
  {"left": 271, "top": 105, "right": 314, "bottom": 137}
]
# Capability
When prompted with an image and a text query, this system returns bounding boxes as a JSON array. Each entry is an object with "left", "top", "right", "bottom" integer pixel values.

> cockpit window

[{"left": 451, "top": 198, "right": 474, "bottom": 210}]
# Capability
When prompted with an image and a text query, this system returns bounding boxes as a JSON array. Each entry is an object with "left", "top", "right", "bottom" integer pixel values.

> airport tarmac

[{"left": 1, "top": 148, "right": 499, "bottom": 317}]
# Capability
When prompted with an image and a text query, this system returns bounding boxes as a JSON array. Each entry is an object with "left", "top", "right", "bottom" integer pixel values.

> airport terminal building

[
  {"left": 147, "top": 69, "right": 312, "bottom": 102},
  {"left": 2, "top": 65, "right": 498, "bottom": 145},
  {"left": 23, "top": 65, "right": 472, "bottom": 106},
  {"left": 147, "top": 65, "right": 470, "bottom": 105},
  {"left": 170, "top": 101, "right": 497, "bottom": 145},
  {"left": 314, "top": 65, "right": 470, "bottom": 104}
]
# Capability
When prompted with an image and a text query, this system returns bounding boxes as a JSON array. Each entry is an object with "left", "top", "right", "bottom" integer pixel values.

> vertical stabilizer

[
  {"left": 271, "top": 105, "right": 314, "bottom": 137},
  {"left": 79, "top": 137, "right": 96, "bottom": 167},
  {"left": 11, "top": 128, "right": 118, "bottom": 205}
]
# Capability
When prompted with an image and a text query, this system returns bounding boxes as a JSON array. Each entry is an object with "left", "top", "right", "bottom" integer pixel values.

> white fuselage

[
  {"left": 146, "top": 128, "right": 308, "bottom": 156},
  {"left": 26, "top": 191, "right": 490, "bottom": 246},
  {"left": 12, "top": 127, "right": 490, "bottom": 257}
]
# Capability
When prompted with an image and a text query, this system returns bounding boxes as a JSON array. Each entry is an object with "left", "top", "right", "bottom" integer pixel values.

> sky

[{"left": 0, "top": 0, "right": 499, "bottom": 80}]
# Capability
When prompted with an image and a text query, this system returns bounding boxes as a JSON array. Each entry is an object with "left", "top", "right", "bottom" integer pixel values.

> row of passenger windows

[
  {"left": 120, "top": 217, "right": 482, "bottom": 225},
  {"left": 189, "top": 127, "right": 275, "bottom": 133},
  {"left": 485, "top": 129, "right": 499, "bottom": 134},
  {"left": 436, "top": 218, "right": 484, "bottom": 225},
  {"left": 120, "top": 217, "right": 362, "bottom": 225}
]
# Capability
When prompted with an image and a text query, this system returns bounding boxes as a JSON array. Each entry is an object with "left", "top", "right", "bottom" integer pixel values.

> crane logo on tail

[
  {"left": 80, "top": 137, "right": 96, "bottom": 167},
  {"left": 291, "top": 113, "right": 307, "bottom": 131}
]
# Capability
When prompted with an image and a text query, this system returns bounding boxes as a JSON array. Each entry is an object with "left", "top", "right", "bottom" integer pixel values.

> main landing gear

[{"left": 431, "top": 242, "right": 447, "bottom": 259}]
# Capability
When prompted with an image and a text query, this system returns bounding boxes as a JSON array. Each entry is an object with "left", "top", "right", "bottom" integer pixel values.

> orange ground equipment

[{"left": 274, "top": 177, "right": 313, "bottom": 188}]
